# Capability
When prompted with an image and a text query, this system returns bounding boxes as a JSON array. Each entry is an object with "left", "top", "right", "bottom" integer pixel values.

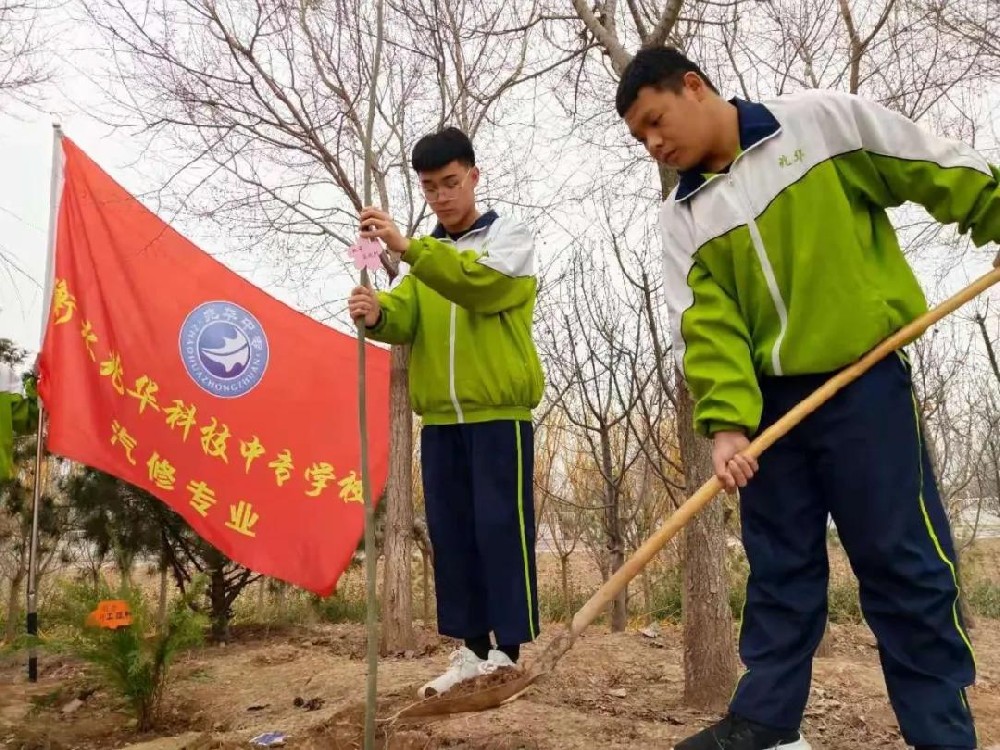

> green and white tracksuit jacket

[
  {"left": 661, "top": 89, "right": 1000, "bottom": 438},
  {"left": 367, "top": 210, "right": 545, "bottom": 425}
]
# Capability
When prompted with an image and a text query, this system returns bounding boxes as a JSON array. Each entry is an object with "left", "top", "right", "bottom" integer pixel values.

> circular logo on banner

[{"left": 179, "top": 301, "right": 269, "bottom": 398}]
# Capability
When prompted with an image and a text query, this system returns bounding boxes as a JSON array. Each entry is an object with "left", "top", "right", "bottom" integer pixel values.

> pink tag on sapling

[{"left": 348, "top": 237, "right": 383, "bottom": 271}]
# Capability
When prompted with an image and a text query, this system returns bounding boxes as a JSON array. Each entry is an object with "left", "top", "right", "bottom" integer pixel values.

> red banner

[{"left": 38, "top": 137, "right": 390, "bottom": 596}]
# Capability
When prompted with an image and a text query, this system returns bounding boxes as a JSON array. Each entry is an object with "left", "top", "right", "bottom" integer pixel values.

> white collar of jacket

[
  {"left": 675, "top": 98, "right": 782, "bottom": 202},
  {"left": 430, "top": 209, "right": 500, "bottom": 241},
  {"left": 397, "top": 209, "right": 535, "bottom": 281}
]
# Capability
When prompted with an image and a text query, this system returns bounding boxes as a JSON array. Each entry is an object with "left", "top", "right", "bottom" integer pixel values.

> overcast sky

[
  {"left": 0, "top": 60, "right": 319, "bottom": 357},
  {"left": 0, "top": 12, "right": 589, "bottom": 359},
  {"left": 2, "top": 6, "right": 998, "bottom": 366}
]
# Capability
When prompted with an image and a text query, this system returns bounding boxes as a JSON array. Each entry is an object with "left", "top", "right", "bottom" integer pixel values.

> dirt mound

[
  {"left": 301, "top": 694, "right": 431, "bottom": 749},
  {"left": 424, "top": 667, "right": 521, "bottom": 701},
  {"left": 301, "top": 677, "right": 533, "bottom": 749},
  {"left": 295, "top": 625, "right": 446, "bottom": 661}
]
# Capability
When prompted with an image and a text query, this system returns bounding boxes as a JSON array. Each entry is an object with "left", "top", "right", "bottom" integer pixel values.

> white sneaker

[
  {"left": 479, "top": 648, "right": 516, "bottom": 674},
  {"left": 417, "top": 647, "right": 484, "bottom": 698}
]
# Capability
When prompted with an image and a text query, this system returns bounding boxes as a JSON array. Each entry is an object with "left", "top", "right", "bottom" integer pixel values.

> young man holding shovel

[
  {"left": 616, "top": 47, "right": 1000, "bottom": 750},
  {"left": 347, "top": 127, "right": 545, "bottom": 698}
]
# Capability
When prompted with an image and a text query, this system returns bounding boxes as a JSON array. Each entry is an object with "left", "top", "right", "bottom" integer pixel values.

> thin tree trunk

[
  {"left": 654, "top": 163, "right": 737, "bottom": 709},
  {"left": 6, "top": 568, "right": 25, "bottom": 642},
  {"left": 815, "top": 621, "right": 834, "bottom": 657},
  {"left": 360, "top": 5, "right": 387, "bottom": 744},
  {"left": 421, "top": 549, "right": 430, "bottom": 624},
  {"left": 676, "top": 370, "right": 738, "bottom": 711},
  {"left": 157, "top": 551, "right": 169, "bottom": 629},
  {"left": 274, "top": 580, "right": 288, "bottom": 608},
  {"left": 381, "top": 345, "right": 416, "bottom": 654},
  {"left": 642, "top": 570, "right": 653, "bottom": 624},
  {"left": 560, "top": 555, "right": 571, "bottom": 616},
  {"left": 601, "top": 428, "right": 627, "bottom": 632},
  {"left": 208, "top": 556, "right": 229, "bottom": 644}
]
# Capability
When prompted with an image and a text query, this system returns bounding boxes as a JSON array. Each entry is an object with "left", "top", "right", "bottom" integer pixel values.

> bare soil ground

[
  {"left": 5, "top": 540, "right": 999, "bottom": 750},
  {"left": 2, "top": 617, "right": 1000, "bottom": 750}
]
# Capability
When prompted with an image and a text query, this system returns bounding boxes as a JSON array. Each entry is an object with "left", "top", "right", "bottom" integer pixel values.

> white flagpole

[
  {"left": 39, "top": 123, "right": 63, "bottom": 340},
  {"left": 27, "top": 123, "right": 63, "bottom": 682}
]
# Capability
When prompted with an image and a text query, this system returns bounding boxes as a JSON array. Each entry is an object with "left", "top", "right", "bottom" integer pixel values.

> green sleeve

[
  {"left": 0, "top": 392, "right": 15, "bottom": 481},
  {"left": 10, "top": 393, "right": 36, "bottom": 434},
  {"left": 402, "top": 223, "right": 535, "bottom": 314},
  {"left": 843, "top": 93, "right": 1000, "bottom": 248},
  {"left": 367, "top": 274, "right": 419, "bottom": 346},
  {"left": 679, "top": 260, "right": 763, "bottom": 438}
]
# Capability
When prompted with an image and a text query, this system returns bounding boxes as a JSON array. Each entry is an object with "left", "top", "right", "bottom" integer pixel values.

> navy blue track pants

[
  {"left": 730, "top": 354, "right": 977, "bottom": 748},
  {"left": 421, "top": 420, "right": 540, "bottom": 646}
]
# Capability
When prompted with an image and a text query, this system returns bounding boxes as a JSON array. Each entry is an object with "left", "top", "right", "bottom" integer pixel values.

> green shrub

[
  {"left": 827, "top": 580, "right": 864, "bottom": 624},
  {"left": 538, "top": 584, "right": 591, "bottom": 624},
  {"left": 647, "top": 572, "right": 684, "bottom": 623},
  {"left": 966, "top": 581, "right": 1000, "bottom": 619},
  {"left": 59, "top": 577, "right": 207, "bottom": 731},
  {"left": 312, "top": 592, "right": 368, "bottom": 624},
  {"left": 630, "top": 560, "right": 865, "bottom": 626},
  {"left": 231, "top": 585, "right": 316, "bottom": 628}
]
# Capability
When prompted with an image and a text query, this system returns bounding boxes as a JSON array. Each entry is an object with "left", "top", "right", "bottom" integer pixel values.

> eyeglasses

[{"left": 421, "top": 169, "right": 473, "bottom": 202}]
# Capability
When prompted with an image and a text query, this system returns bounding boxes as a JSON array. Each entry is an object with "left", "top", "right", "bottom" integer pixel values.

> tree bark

[
  {"left": 421, "top": 549, "right": 431, "bottom": 624},
  {"left": 601, "top": 428, "right": 627, "bottom": 632},
  {"left": 157, "top": 550, "right": 169, "bottom": 630},
  {"left": 815, "top": 621, "right": 834, "bottom": 657},
  {"left": 654, "top": 163, "right": 737, "bottom": 708},
  {"left": 5, "top": 567, "right": 25, "bottom": 643},
  {"left": 381, "top": 345, "right": 416, "bottom": 654},
  {"left": 642, "top": 570, "right": 653, "bottom": 624},
  {"left": 208, "top": 555, "right": 229, "bottom": 643},
  {"left": 560, "top": 555, "right": 571, "bottom": 616},
  {"left": 274, "top": 580, "right": 288, "bottom": 608},
  {"left": 676, "top": 370, "right": 738, "bottom": 711}
]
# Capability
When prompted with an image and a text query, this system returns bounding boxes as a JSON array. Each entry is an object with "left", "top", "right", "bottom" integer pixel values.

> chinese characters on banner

[{"left": 38, "top": 138, "right": 391, "bottom": 596}]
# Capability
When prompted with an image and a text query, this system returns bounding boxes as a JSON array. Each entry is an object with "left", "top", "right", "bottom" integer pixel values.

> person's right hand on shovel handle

[{"left": 712, "top": 430, "right": 758, "bottom": 493}]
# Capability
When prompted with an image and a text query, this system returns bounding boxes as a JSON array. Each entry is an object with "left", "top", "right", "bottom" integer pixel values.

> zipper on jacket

[
  {"left": 728, "top": 172, "right": 789, "bottom": 376},
  {"left": 448, "top": 302, "right": 465, "bottom": 423},
  {"left": 435, "top": 222, "right": 493, "bottom": 425}
]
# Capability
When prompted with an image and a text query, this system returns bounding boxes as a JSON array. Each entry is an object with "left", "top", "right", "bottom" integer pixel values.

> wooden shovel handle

[{"left": 570, "top": 266, "right": 1000, "bottom": 635}]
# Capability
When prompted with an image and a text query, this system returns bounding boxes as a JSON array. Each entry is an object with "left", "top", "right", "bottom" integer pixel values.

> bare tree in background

[
  {"left": 540, "top": 253, "right": 648, "bottom": 632},
  {"left": 0, "top": 0, "right": 49, "bottom": 107},
  {"left": 587, "top": 193, "right": 696, "bottom": 623},
  {"left": 909, "top": 320, "right": 996, "bottom": 632},
  {"left": 972, "top": 307, "right": 1000, "bottom": 528},
  {"left": 911, "top": 326, "right": 988, "bottom": 533},
  {"left": 921, "top": 0, "right": 1000, "bottom": 80},
  {"left": 560, "top": 0, "right": 738, "bottom": 709},
  {"left": 534, "top": 411, "right": 587, "bottom": 618},
  {"left": 83, "top": 0, "right": 573, "bottom": 653},
  {"left": 716, "top": 0, "right": 996, "bottom": 260},
  {"left": 0, "top": 452, "right": 67, "bottom": 643}
]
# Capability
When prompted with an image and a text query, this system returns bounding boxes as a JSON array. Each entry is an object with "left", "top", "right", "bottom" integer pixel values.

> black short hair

[
  {"left": 615, "top": 47, "right": 718, "bottom": 117},
  {"left": 411, "top": 126, "right": 476, "bottom": 173}
]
